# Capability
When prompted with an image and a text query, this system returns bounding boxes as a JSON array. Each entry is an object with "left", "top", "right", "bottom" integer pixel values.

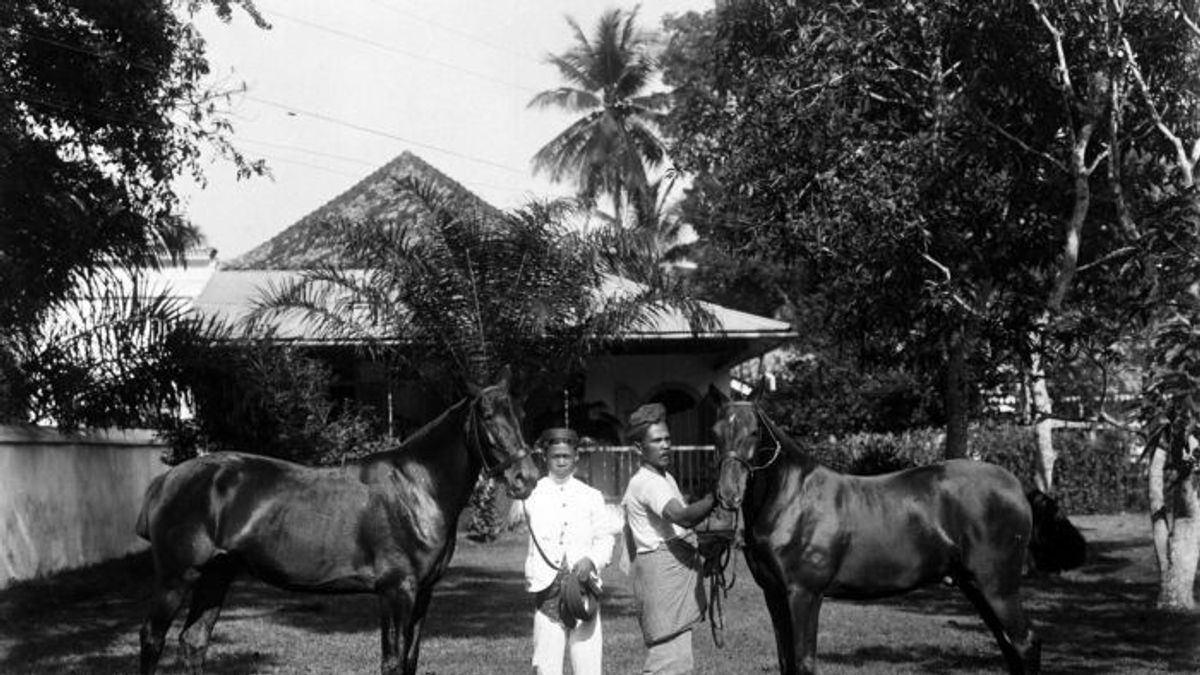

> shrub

[
  {"left": 158, "top": 343, "right": 386, "bottom": 466},
  {"left": 799, "top": 423, "right": 1146, "bottom": 514}
]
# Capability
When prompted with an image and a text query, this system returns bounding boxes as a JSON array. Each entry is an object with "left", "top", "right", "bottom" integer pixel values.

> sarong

[{"left": 632, "top": 537, "right": 707, "bottom": 645}]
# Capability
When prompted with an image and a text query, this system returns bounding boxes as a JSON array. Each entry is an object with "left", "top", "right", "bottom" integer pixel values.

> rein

[{"left": 702, "top": 506, "right": 739, "bottom": 649}]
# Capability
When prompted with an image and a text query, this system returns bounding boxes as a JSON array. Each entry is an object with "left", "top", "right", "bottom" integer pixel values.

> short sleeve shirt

[{"left": 622, "top": 466, "right": 689, "bottom": 553}]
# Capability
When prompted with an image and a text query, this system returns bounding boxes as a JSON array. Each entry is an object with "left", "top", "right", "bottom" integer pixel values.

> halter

[
  {"left": 718, "top": 406, "right": 782, "bottom": 475},
  {"left": 466, "top": 391, "right": 529, "bottom": 479}
]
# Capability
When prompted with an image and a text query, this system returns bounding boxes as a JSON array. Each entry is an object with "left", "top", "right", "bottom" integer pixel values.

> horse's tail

[
  {"left": 1025, "top": 489, "right": 1086, "bottom": 573},
  {"left": 136, "top": 472, "right": 168, "bottom": 541}
]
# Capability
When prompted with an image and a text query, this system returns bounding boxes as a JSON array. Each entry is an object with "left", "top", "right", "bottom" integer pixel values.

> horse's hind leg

[
  {"left": 379, "top": 582, "right": 417, "bottom": 675},
  {"left": 140, "top": 581, "right": 188, "bottom": 675},
  {"left": 957, "top": 577, "right": 1040, "bottom": 675},
  {"left": 178, "top": 556, "right": 238, "bottom": 675}
]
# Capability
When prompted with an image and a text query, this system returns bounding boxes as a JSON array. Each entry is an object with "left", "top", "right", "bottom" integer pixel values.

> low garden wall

[{"left": 0, "top": 425, "right": 168, "bottom": 588}]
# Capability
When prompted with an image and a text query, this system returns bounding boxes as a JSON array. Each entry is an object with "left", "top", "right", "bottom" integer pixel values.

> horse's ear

[{"left": 706, "top": 384, "right": 730, "bottom": 406}]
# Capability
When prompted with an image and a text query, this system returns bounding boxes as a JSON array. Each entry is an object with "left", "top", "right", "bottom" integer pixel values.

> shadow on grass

[{"left": 815, "top": 534, "right": 1199, "bottom": 674}]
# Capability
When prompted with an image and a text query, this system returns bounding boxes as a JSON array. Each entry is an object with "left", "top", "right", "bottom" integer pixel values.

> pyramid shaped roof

[{"left": 227, "top": 152, "right": 501, "bottom": 270}]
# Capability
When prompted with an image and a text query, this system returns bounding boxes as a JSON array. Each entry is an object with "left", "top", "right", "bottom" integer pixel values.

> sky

[{"left": 177, "top": 0, "right": 714, "bottom": 261}]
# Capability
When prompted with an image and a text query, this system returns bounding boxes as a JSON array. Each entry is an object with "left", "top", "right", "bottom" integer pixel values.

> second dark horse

[
  {"left": 711, "top": 394, "right": 1074, "bottom": 675},
  {"left": 135, "top": 368, "right": 539, "bottom": 675}
]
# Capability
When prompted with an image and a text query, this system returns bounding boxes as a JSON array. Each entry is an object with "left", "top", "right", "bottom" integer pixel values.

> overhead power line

[
  {"left": 7, "top": 26, "right": 538, "bottom": 179},
  {"left": 260, "top": 7, "right": 540, "bottom": 95},
  {"left": 361, "top": 0, "right": 543, "bottom": 65},
  {"left": 245, "top": 95, "right": 530, "bottom": 175}
]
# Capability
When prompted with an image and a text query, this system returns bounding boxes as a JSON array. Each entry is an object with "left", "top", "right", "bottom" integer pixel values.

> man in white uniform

[
  {"left": 523, "top": 427, "right": 616, "bottom": 675},
  {"left": 622, "top": 403, "right": 717, "bottom": 675}
]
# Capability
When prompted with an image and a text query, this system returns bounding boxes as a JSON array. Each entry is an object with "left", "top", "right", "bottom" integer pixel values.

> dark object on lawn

[
  {"left": 710, "top": 390, "right": 1044, "bottom": 675},
  {"left": 135, "top": 368, "right": 538, "bottom": 675},
  {"left": 1026, "top": 489, "right": 1087, "bottom": 573}
]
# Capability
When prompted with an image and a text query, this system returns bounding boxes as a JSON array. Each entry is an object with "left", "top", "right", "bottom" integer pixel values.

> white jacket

[{"left": 523, "top": 475, "right": 617, "bottom": 592}]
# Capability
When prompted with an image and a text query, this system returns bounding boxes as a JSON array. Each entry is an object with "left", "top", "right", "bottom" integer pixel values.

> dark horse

[
  {"left": 135, "top": 369, "right": 538, "bottom": 675},
  {"left": 711, "top": 396, "right": 1043, "bottom": 675}
]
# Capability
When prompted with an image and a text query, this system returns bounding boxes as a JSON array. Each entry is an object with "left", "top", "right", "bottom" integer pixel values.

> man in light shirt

[
  {"left": 622, "top": 403, "right": 717, "bottom": 675},
  {"left": 523, "top": 427, "right": 616, "bottom": 675}
]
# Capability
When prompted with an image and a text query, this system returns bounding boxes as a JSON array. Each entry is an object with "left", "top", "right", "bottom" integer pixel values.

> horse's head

[
  {"left": 711, "top": 398, "right": 778, "bottom": 510},
  {"left": 467, "top": 367, "right": 538, "bottom": 499}
]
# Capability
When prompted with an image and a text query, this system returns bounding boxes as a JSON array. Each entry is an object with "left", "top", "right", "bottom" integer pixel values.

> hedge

[{"left": 806, "top": 423, "right": 1147, "bottom": 514}]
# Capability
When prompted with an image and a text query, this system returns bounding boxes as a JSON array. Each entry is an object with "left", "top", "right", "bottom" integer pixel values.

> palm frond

[{"left": 528, "top": 86, "right": 601, "bottom": 113}]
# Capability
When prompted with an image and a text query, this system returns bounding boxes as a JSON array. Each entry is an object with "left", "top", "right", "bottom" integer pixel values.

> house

[{"left": 195, "top": 151, "right": 795, "bottom": 496}]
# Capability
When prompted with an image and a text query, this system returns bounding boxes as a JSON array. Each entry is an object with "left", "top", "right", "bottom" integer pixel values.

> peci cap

[
  {"left": 537, "top": 427, "right": 579, "bottom": 450},
  {"left": 627, "top": 402, "right": 667, "bottom": 442}
]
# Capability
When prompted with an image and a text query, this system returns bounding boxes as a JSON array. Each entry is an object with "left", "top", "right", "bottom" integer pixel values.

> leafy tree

[
  {"left": 0, "top": 0, "right": 266, "bottom": 425},
  {"left": 529, "top": 8, "right": 669, "bottom": 222},
  {"left": 663, "top": 0, "right": 1200, "bottom": 607}
]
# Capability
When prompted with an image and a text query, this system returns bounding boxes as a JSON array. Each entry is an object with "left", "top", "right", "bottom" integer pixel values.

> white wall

[{"left": 0, "top": 426, "right": 168, "bottom": 588}]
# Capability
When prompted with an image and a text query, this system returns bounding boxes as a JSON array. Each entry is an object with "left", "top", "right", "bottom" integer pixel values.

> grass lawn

[{"left": 1, "top": 513, "right": 1196, "bottom": 674}]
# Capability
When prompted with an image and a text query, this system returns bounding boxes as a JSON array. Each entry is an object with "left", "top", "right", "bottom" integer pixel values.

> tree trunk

[
  {"left": 944, "top": 329, "right": 970, "bottom": 459},
  {"left": 1158, "top": 465, "right": 1199, "bottom": 611},
  {"left": 1149, "top": 444, "right": 1170, "bottom": 577},
  {"left": 1028, "top": 350, "right": 1057, "bottom": 492}
]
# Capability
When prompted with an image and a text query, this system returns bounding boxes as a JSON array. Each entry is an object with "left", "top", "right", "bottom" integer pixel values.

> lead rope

[{"left": 704, "top": 507, "right": 739, "bottom": 649}]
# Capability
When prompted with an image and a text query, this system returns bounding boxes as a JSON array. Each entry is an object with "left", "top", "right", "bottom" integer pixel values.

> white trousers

[{"left": 531, "top": 607, "right": 602, "bottom": 675}]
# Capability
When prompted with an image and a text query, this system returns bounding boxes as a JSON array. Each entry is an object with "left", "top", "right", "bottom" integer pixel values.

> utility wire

[
  {"left": 260, "top": 7, "right": 540, "bottom": 95},
  {"left": 245, "top": 95, "right": 530, "bottom": 175},
  {"left": 7, "top": 26, "right": 537, "bottom": 178},
  {"left": 361, "top": 0, "right": 542, "bottom": 65}
]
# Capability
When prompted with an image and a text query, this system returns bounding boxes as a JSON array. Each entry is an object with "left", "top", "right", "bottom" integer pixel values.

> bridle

[
  {"left": 466, "top": 390, "right": 530, "bottom": 479},
  {"left": 717, "top": 406, "right": 782, "bottom": 476}
]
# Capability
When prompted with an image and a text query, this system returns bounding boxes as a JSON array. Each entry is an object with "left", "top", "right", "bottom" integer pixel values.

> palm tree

[
  {"left": 529, "top": 8, "right": 669, "bottom": 222},
  {"left": 248, "top": 176, "right": 713, "bottom": 398}
]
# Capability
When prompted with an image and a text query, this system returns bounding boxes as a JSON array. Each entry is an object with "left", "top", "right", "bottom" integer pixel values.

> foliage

[
  {"left": 661, "top": 0, "right": 1200, "bottom": 469},
  {"left": 529, "top": 8, "right": 669, "bottom": 218},
  {"left": 802, "top": 421, "right": 1144, "bottom": 514},
  {"left": 1135, "top": 193, "right": 1200, "bottom": 473},
  {"left": 466, "top": 476, "right": 502, "bottom": 543},
  {"left": 806, "top": 428, "right": 944, "bottom": 475},
  {"left": 0, "top": 0, "right": 266, "bottom": 426},
  {"left": 1, "top": 275, "right": 199, "bottom": 431},
  {"left": 157, "top": 337, "right": 385, "bottom": 466},
  {"left": 761, "top": 357, "right": 941, "bottom": 439}
]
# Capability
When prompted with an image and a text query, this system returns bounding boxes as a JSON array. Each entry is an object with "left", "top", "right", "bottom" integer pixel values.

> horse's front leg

[
  {"left": 745, "top": 549, "right": 796, "bottom": 674},
  {"left": 400, "top": 582, "right": 436, "bottom": 674},
  {"left": 378, "top": 580, "right": 416, "bottom": 675},
  {"left": 787, "top": 586, "right": 824, "bottom": 675}
]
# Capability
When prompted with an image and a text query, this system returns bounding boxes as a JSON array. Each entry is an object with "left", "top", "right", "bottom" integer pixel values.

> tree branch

[{"left": 1123, "top": 36, "right": 1199, "bottom": 187}]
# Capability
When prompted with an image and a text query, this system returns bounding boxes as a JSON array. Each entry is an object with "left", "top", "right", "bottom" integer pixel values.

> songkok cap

[
  {"left": 627, "top": 402, "right": 667, "bottom": 440},
  {"left": 538, "top": 427, "right": 579, "bottom": 449}
]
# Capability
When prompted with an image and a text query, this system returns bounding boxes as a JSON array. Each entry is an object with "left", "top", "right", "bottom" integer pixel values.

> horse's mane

[
  {"left": 361, "top": 394, "right": 472, "bottom": 464},
  {"left": 753, "top": 403, "right": 817, "bottom": 471}
]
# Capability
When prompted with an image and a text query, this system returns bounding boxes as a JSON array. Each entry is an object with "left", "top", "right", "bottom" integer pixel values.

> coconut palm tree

[{"left": 529, "top": 8, "right": 669, "bottom": 222}]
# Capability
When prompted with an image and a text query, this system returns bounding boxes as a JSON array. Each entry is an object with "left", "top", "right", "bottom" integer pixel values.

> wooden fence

[{"left": 575, "top": 445, "right": 717, "bottom": 502}]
